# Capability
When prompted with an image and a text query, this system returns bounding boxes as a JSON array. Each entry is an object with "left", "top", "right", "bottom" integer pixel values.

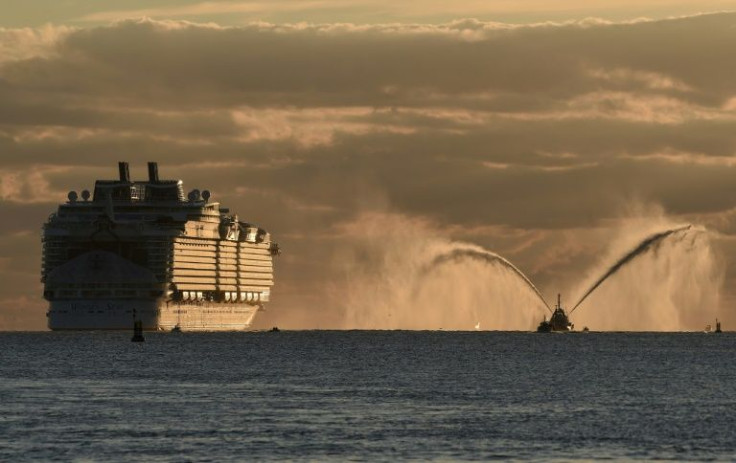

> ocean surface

[{"left": 0, "top": 331, "right": 734, "bottom": 462}]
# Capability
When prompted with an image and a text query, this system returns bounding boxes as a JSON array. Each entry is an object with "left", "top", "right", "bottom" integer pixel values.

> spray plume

[
  {"left": 422, "top": 249, "right": 551, "bottom": 313},
  {"left": 338, "top": 212, "right": 722, "bottom": 331},
  {"left": 338, "top": 213, "right": 549, "bottom": 330},
  {"left": 570, "top": 224, "right": 693, "bottom": 314}
]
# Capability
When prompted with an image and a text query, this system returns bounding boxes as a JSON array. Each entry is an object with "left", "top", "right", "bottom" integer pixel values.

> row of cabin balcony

[
  {"left": 45, "top": 289, "right": 164, "bottom": 299},
  {"left": 170, "top": 289, "right": 268, "bottom": 303}
]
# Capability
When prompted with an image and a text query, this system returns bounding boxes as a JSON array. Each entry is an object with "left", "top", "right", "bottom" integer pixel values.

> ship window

[{"left": 130, "top": 184, "right": 146, "bottom": 200}]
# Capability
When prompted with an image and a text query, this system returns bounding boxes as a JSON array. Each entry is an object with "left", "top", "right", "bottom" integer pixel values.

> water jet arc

[
  {"left": 570, "top": 224, "right": 694, "bottom": 314},
  {"left": 423, "top": 248, "right": 552, "bottom": 313}
]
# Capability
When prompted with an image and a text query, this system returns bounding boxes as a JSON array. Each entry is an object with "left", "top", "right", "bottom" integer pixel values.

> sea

[{"left": 0, "top": 331, "right": 734, "bottom": 462}]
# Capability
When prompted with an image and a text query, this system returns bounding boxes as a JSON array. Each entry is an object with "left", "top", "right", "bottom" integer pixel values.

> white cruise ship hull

[
  {"left": 42, "top": 162, "right": 278, "bottom": 332},
  {"left": 48, "top": 299, "right": 259, "bottom": 331}
]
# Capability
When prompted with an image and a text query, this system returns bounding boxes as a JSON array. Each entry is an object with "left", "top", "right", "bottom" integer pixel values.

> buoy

[{"left": 131, "top": 319, "right": 145, "bottom": 342}]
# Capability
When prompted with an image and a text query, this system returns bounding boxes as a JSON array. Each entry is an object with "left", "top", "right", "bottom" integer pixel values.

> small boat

[
  {"left": 171, "top": 325, "right": 182, "bottom": 333},
  {"left": 537, "top": 294, "right": 574, "bottom": 332},
  {"left": 536, "top": 319, "right": 552, "bottom": 333}
]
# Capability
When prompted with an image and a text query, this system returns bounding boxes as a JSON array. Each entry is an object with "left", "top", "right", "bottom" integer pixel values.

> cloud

[
  {"left": 3, "top": 13, "right": 736, "bottom": 329},
  {"left": 0, "top": 165, "right": 74, "bottom": 204},
  {"left": 74, "top": 1, "right": 736, "bottom": 25},
  {"left": 6, "top": 15, "right": 734, "bottom": 107},
  {"left": 0, "top": 24, "right": 73, "bottom": 63},
  {"left": 230, "top": 106, "right": 415, "bottom": 147},
  {"left": 587, "top": 67, "right": 694, "bottom": 92},
  {"left": 77, "top": 1, "right": 343, "bottom": 23}
]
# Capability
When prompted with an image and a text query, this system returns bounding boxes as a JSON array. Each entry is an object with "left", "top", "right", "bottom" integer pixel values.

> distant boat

[
  {"left": 537, "top": 294, "right": 573, "bottom": 332},
  {"left": 705, "top": 320, "right": 723, "bottom": 333}
]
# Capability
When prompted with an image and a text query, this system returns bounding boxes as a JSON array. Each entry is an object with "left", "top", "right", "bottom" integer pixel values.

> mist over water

[
  {"left": 571, "top": 225, "right": 694, "bottom": 313},
  {"left": 422, "top": 249, "right": 551, "bottom": 313},
  {"left": 570, "top": 224, "right": 723, "bottom": 331},
  {"left": 339, "top": 214, "right": 550, "bottom": 330},
  {"left": 338, "top": 212, "right": 724, "bottom": 331}
]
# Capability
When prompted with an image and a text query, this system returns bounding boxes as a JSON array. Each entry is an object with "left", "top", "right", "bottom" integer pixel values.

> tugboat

[{"left": 537, "top": 294, "right": 574, "bottom": 332}]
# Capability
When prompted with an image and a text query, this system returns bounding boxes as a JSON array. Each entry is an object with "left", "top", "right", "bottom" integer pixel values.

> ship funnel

[
  {"left": 118, "top": 162, "right": 130, "bottom": 183},
  {"left": 148, "top": 162, "right": 159, "bottom": 183}
]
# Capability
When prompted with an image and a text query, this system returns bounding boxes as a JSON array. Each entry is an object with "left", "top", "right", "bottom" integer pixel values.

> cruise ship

[{"left": 42, "top": 162, "right": 279, "bottom": 331}]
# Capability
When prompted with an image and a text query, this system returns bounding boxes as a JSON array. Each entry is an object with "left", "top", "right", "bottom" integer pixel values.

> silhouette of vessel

[
  {"left": 706, "top": 319, "right": 723, "bottom": 333},
  {"left": 42, "top": 162, "right": 279, "bottom": 331},
  {"left": 537, "top": 294, "right": 574, "bottom": 332}
]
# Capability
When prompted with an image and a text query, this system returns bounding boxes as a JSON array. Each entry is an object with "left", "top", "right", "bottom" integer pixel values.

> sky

[
  {"left": 2, "top": 1, "right": 736, "bottom": 330},
  {"left": 2, "top": 0, "right": 736, "bottom": 26}
]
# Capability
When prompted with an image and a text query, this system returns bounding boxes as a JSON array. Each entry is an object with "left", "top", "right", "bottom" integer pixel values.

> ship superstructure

[
  {"left": 536, "top": 294, "right": 574, "bottom": 332},
  {"left": 42, "top": 162, "right": 279, "bottom": 331}
]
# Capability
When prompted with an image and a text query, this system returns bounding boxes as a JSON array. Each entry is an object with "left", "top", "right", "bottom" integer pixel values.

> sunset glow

[{"left": 2, "top": 2, "right": 736, "bottom": 330}]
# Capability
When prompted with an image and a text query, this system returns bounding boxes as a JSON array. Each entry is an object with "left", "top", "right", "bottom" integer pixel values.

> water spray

[
  {"left": 340, "top": 212, "right": 719, "bottom": 331},
  {"left": 420, "top": 248, "right": 552, "bottom": 313},
  {"left": 570, "top": 224, "right": 696, "bottom": 314}
]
